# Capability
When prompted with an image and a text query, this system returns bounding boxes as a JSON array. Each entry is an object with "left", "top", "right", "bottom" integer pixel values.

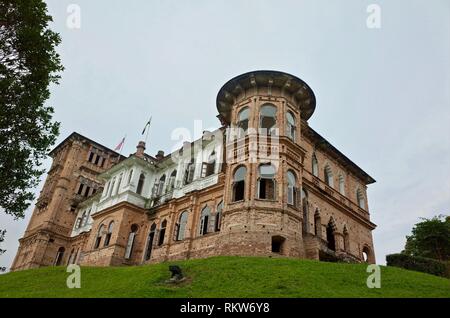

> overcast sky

[{"left": 1, "top": 0, "right": 449, "bottom": 270}]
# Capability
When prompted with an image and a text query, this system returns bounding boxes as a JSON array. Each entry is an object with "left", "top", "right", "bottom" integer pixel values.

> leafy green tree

[
  {"left": 0, "top": 0, "right": 63, "bottom": 220},
  {"left": 403, "top": 215, "right": 450, "bottom": 261}
]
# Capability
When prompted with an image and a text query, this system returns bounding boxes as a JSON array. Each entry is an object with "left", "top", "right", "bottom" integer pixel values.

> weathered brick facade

[{"left": 11, "top": 70, "right": 376, "bottom": 271}]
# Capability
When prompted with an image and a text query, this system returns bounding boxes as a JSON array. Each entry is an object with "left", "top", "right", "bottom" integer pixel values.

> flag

[
  {"left": 114, "top": 136, "right": 125, "bottom": 151},
  {"left": 142, "top": 116, "right": 152, "bottom": 135}
]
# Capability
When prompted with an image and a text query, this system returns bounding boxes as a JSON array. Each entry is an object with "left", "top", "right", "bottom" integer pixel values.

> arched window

[
  {"left": 287, "top": 170, "right": 297, "bottom": 206},
  {"left": 237, "top": 107, "right": 249, "bottom": 137},
  {"left": 136, "top": 173, "right": 145, "bottom": 195},
  {"left": 312, "top": 154, "right": 319, "bottom": 177},
  {"left": 357, "top": 189, "right": 365, "bottom": 209},
  {"left": 215, "top": 201, "right": 223, "bottom": 232},
  {"left": 104, "top": 181, "right": 111, "bottom": 198},
  {"left": 124, "top": 224, "right": 138, "bottom": 259},
  {"left": 202, "top": 151, "right": 216, "bottom": 177},
  {"left": 176, "top": 211, "right": 188, "bottom": 241},
  {"left": 286, "top": 111, "right": 296, "bottom": 141},
  {"left": 168, "top": 170, "right": 177, "bottom": 191},
  {"left": 94, "top": 224, "right": 105, "bottom": 249},
  {"left": 199, "top": 206, "right": 211, "bottom": 236},
  {"left": 257, "top": 164, "right": 276, "bottom": 200},
  {"left": 54, "top": 247, "right": 65, "bottom": 266},
  {"left": 158, "top": 220, "right": 167, "bottom": 246},
  {"left": 260, "top": 104, "right": 277, "bottom": 135},
  {"left": 324, "top": 164, "right": 333, "bottom": 187},
  {"left": 157, "top": 174, "right": 166, "bottom": 196},
  {"left": 144, "top": 223, "right": 156, "bottom": 261},
  {"left": 104, "top": 221, "right": 114, "bottom": 247},
  {"left": 362, "top": 246, "right": 371, "bottom": 262},
  {"left": 338, "top": 175, "right": 345, "bottom": 195},
  {"left": 326, "top": 219, "right": 336, "bottom": 251},
  {"left": 184, "top": 159, "right": 195, "bottom": 185},
  {"left": 128, "top": 169, "right": 133, "bottom": 184},
  {"left": 232, "top": 166, "right": 246, "bottom": 202},
  {"left": 301, "top": 188, "right": 309, "bottom": 233},
  {"left": 108, "top": 177, "right": 116, "bottom": 197},
  {"left": 115, "top": 173, "right": 123, "bottom": 195}
]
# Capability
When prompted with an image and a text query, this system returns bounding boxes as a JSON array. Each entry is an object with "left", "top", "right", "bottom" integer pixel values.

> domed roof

[{"left": 216, "top": 70, "right": 316, "bottom": 123}]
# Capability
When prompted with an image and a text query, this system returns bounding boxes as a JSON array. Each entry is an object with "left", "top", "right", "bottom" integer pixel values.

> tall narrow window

[
  {"left": 104, "top": 221, "right": 114, "bottom": 247},
  {"left": 176, "top": 211, "right": 188, "bottom": 241},
  {"left": 103, "top": 181, "right": 110, "bottom": 197},
  {"left": 115, "top": 174, "right": 123, "bottom": 195},
  {"left": 232, "top": 166, "right": 246, "bottom": 202},
  {"left": 157, "top": 174, "right": 166, "bottom": 196},
  {"left": 326, "top": 220, "right": 336, "bottom": 251},
  {"left": 203, "top": 151, "right": 216, "bottom": 177},
  {"left": 257, "top": 164, "right": 276, "bottom": 200},
  {"left": 136, "top": 173, "right": 145, "bottom": 195},
  {"left": 84, "top": 209, "right": 91, "bottom": 226},
  {"left": 357, "top": 189, "right": 365, "bottom": 209},
  {"left": 128, "top": 169, "right": 134, "bottom": 184},
  {"left": 77, "top": 183, "right": 84, "bottom": 195},
  {"left": 237, "top": 107, "right": 249, "bottom": 138},
  {"left": 124, "top": 224, "right": 138, "bottom": 259},
  {"left": 199, "top": 206, "right": 211, "bottom": 236},
  {"left": 108, "top": 178, "right": 115, "bottom": 197},
  {"left": 338, "top": 175, "right": 345, "bottom": 195},
  {"left": 260, "top": 104, "right": 277, "bottom": 135},
  {"left": 145, "top": 223, "right": 156, "bottom": 261},
  {"left": 312, "top": 154, "right": 319, "bottom": 177},
  {"left": 324, "top": 165, "right": 333, "bottom": 187},
  {"left": 286, "top": 111, "right": 296, "bottom": 141},
  {"left": 94, "top": 224, "right": 105, "bottom": 249},
  {"left": 184, "top": 160, "right": 195, "bottom": 185},
  {"left": 168, "top": 170, "right": 177, "bottom": 191},
  {"left": 301, "top": 188, "right": 309, "bottom": 233},
  {"left": 158, "top": 220, "right": 167, "bottom": 246},
  {"left": 54, "top": 247, "right": 65, "bottom": 266},
  {"left": 287, "top": 170, "right": 297, "bottom": 206},
  {"left": 362, "top": 246, "right": 371, "bottom": 262},
  {"left": 215, "top": 201, "right": 223, "bottom": 232}
]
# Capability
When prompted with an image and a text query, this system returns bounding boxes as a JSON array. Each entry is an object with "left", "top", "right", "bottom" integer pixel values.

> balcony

[{"left": 305, "top": 172, "right": 369, "bottom": 218}]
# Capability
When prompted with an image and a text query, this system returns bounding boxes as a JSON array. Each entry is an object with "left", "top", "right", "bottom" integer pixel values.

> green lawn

[{"left": 0, "top": 256, "right": 448, "bottom": 298}]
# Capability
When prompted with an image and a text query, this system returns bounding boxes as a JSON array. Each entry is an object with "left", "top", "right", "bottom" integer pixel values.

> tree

[
  {"left": 0, "top": 0, "right": 63, "bottom": 221},
  {"left": 403, "top": 215, "right": 450, "bottom": 261}
]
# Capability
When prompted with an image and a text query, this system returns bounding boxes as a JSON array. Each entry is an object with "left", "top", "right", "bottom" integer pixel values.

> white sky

[{"left": 1, "top": 0, "right": 449, "bottom": 270}]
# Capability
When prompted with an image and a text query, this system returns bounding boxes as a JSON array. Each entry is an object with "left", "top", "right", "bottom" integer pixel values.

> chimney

[
  {"left": 156, "top": 150, "right": 164, "bottom": 160},
  {"left": 135, "top": 141, "right": 146, "bottom": 158}
]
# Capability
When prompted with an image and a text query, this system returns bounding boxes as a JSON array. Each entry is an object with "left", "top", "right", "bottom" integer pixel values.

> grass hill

[{"left": 0, "top": 256, "right": 448, "bottom": 298}]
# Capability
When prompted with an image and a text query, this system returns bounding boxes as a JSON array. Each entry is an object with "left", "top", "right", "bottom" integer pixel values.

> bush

[{"left": 386, "top": 253, "right": 449, "bottom": 278}]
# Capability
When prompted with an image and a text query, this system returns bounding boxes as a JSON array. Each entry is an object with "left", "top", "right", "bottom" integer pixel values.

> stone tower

[
  {"left": 11, "top": 133, "right": 123, "bottom": 271},
  {"left": 216, "top": 71, "right": 317, "bottom": 257}
]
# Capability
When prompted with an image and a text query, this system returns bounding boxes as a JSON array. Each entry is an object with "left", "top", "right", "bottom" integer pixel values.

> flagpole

[
  {"left": 144, "top": 116, "right": 152, "bottom": 145},
  {"left": 119, "top": 134, "right": 126, "bottom": 157}
]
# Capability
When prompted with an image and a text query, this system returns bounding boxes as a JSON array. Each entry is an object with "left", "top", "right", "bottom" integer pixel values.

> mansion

[{"left": 11, "top": 70, "right": 376, "bottom": 271}]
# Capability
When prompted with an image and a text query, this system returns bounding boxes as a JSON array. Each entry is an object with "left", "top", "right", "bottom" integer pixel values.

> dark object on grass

[{"left": 167, "top": 265, "right": 185, "bottom": 283}]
